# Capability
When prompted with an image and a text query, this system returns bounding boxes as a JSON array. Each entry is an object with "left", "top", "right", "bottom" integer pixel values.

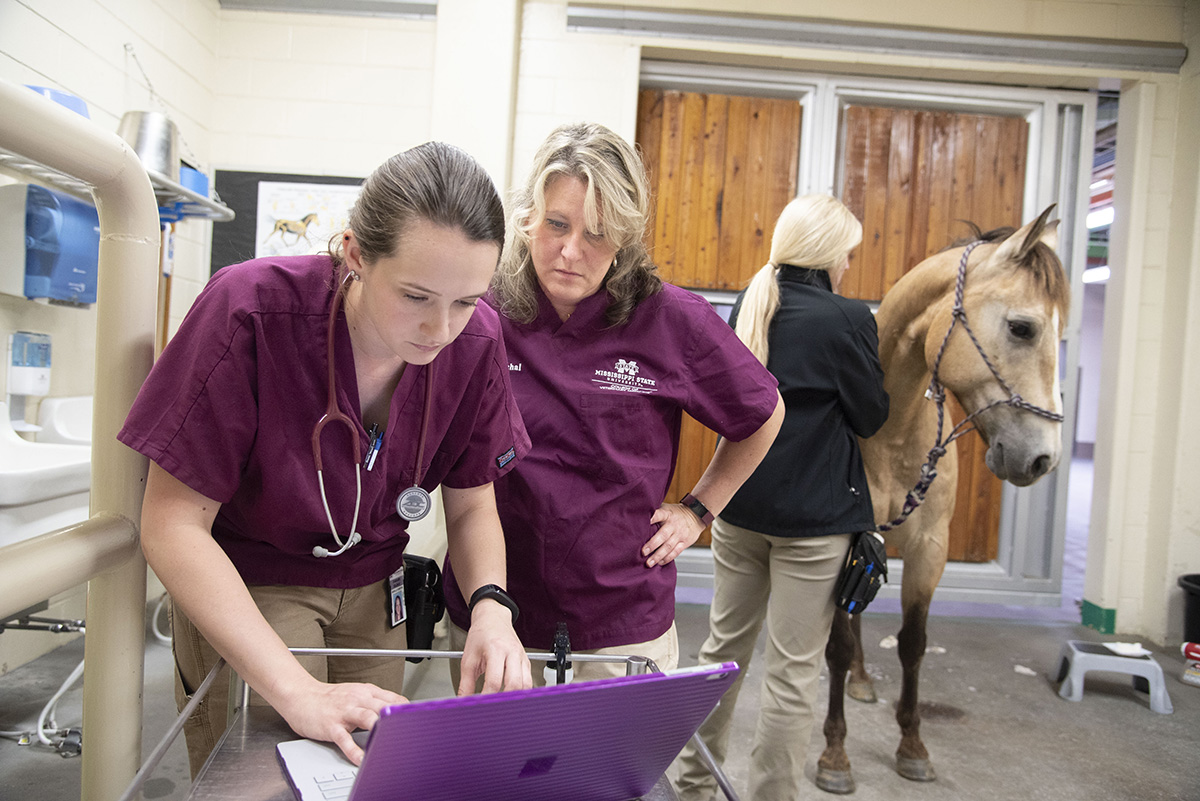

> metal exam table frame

[{"left": 119, "top": 648, "right": 740, "bottom": 801}]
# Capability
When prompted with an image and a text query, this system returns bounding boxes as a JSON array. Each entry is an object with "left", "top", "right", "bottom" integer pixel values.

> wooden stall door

[
  {"left": 636, "top": 88, "right": 801, "bottom": 545},
  {"left": 839, "top": 104, "right": 1029, "bottom": 562}
]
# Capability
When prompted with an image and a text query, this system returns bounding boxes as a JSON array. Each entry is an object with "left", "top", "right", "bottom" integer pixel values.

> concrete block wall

[
  {"left": 201, "top": 9, "right": 437, "bottom": 334},
  {"left": 210, "top": 11, "right": 436, "bottom": 177},
  {"left": 510, "top": 1, "right": 641, "bottom": 182}
]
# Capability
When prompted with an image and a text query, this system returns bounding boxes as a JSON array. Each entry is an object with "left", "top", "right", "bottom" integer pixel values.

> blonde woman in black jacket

[{"left": 676, "top": 195, "right": 888, "bottom": 801}]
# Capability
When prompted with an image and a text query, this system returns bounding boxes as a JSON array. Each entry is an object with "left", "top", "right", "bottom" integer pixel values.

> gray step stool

[{"left": 1054, "top": 640, "right": 1173, "bottom": 714}]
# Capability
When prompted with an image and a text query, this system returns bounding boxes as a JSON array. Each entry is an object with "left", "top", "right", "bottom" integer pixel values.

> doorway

[{"left": 639, "top": 61, "right": 1096, "bottom": 607}]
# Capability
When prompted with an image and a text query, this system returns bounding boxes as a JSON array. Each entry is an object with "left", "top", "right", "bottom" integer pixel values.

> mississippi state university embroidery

[{"left": 592, "top": 359, "right": 659, "bottom": 394}]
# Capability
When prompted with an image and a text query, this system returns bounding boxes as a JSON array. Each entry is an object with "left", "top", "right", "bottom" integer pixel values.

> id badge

[{"left": 388, "top": 566, "right": 406, "bottom": 628}]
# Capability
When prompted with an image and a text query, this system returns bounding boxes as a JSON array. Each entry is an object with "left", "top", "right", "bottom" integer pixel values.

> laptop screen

[{"left": 278, "top": 662, "right": 738, "bottom": 801}]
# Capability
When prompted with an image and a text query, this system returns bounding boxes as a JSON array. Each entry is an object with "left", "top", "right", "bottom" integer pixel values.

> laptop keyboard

[{"left": 313, "top": 769, "right": 357, "bottom": 800}]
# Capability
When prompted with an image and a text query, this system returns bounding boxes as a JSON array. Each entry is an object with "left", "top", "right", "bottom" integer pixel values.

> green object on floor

[{"left": 1082, "top": 600, "right": 1116, "bottom": 633}]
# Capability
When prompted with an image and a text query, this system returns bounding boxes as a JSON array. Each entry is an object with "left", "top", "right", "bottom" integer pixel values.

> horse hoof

[
  {"left": 846, "top": 679, "right": 877, "bottom": 704},
  {"left": 815, "top": 768, "right": 856, "bottom": 794},
  {"left": 896, "top": 756, "right": 937, "bottom": 782}
]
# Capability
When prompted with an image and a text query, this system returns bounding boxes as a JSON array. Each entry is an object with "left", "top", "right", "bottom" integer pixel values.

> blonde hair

[
  {"left": 492, "top": 122, "right": 660, "bottom": 326},
  {"left": 735, "top": 194, "right": 863, "bottom": 365}
]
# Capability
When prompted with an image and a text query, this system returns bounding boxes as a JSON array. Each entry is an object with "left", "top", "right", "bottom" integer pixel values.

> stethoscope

[{"left": 310, "top": 270, "right": 433, "bottom": 559}]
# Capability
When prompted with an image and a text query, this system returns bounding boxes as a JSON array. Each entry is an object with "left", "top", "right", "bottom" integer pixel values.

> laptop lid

[{"left": 277, "top": 662, "right": 738, "bottom": 801}]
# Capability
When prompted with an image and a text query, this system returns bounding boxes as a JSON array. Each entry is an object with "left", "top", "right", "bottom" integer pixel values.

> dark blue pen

[{"left": 365, "top": 425, "right": 383, "bottom": 471}]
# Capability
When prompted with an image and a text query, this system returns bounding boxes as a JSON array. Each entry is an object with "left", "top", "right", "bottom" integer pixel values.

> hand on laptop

[
  {"left": 274, "top": 677, "right": 408, "bottom": 766},
  {"left": 458, "top": 601, "right": 533, "bottom": 695}
]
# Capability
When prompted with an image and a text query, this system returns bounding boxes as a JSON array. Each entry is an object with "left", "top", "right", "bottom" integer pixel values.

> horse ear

[
  {"left": 1038, "top": 219, "right": 1060, "bottom": 253},
  {"left": 991, "top": 204, "right": 1057, "bottom": 265}
]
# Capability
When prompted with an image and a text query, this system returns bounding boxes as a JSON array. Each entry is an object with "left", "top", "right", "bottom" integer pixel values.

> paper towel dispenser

[{"left": 0, "top": 183, "right": 99, "bottom": 306}]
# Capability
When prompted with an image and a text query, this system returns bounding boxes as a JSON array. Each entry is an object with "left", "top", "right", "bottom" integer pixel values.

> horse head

[{"left": 927, "top": 206, "right": 1070, "bottom": 487}]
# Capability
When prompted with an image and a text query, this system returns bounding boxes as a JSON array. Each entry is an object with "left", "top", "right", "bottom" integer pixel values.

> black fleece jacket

[{"left": 720, "top": 267, "right": 889, "bottom": 538}]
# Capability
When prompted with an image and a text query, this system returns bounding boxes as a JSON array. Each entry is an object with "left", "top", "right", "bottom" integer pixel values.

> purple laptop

[{"left": 276, "top": 662, "right": 739, "bottom": 801}]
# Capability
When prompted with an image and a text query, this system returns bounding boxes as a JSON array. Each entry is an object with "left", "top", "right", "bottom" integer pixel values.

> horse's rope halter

[{"left": 876, "top": 240, "right": 1065, "bottom": 533}]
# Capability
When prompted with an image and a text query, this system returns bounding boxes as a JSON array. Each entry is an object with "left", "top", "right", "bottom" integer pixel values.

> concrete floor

[
  {"left": 0, "top": 601, "right": 1197, "bottom": 801},
  {"left": 671, "top": 603, "right": 1200, "bottom": 801}
]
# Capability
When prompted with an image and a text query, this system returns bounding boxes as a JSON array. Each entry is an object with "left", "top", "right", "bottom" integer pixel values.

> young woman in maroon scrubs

[
  {"left": 119, "top": 143, "right": 532, "bottom": 773},
  {"left": 443, "top": 122, "right": 784, "bottom": 682}
]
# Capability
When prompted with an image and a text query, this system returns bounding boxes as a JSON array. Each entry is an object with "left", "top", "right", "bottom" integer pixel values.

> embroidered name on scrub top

[{"left": 592, "top": 358, "right": 659, "bottom": 394}]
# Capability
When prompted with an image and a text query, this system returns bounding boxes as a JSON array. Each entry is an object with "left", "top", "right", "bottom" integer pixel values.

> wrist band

[
  {"left": 468, "top": 583, "right": 519, "bottom": 623},
  {"left": 680, "top": 493, "right": 714, "bottom": 527}
]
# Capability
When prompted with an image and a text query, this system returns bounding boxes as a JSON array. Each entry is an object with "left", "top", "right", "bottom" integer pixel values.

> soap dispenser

[{"left": 7, "top": 331, "right": 51, "bottom": 433}]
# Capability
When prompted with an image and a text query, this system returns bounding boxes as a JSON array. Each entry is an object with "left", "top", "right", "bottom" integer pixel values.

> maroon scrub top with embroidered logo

[
  {"left": 443, "top": 283, "right": 778, "bottom": 651},
  {"left": 118, "top": 254, "right": 529, "bottom": 590}
]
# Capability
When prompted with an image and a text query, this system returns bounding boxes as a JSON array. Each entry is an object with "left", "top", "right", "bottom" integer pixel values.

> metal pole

[
  {"left": 113, "top": 659, "right": 227, "bottom": 801},
  {"left": 0, "top": 79, "right": 160, "bottom": 801}
]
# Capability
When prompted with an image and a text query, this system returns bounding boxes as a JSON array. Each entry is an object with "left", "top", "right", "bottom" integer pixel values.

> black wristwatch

[
  {"left": 680, "top": 493, "right": 714, "bottom": 527},
  {"left": 468, "top": 583, "right": 519, "bottom": 623}
]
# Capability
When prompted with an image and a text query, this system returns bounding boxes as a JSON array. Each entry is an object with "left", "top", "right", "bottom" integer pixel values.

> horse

[
  {"left": 263, "top": 212, "right": 319, "bottom": 245},
  {"left": 815, "top": 206, "right": 1070, "bottom": 794}
]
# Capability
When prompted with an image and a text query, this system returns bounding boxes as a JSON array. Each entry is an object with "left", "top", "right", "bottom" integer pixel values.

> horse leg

[
  {"left": 893, "top": 596, "right": 937, "bottom": 781},
  {"left": 815, "top": 610, "right": 856, "bottom": 794},
  {"left": 845, "top": 612, "right": 877, "bottom": 703}
]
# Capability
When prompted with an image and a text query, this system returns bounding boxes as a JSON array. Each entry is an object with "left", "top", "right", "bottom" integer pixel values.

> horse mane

[{"left": 948, "top": 222, "right": 1070, "bottom": 313}]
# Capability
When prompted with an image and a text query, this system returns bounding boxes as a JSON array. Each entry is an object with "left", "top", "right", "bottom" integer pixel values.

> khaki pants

[
  {"left": 675, "top": 519, "right": 851, "bottom": 801},
  {"left": 447, "top": 621, "right": 678, "bottom": 690},
  {"left": 170, "top": 581, "right": 407, "bottom": 777}
]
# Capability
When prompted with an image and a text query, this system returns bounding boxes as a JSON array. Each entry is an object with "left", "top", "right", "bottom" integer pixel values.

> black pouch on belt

[
  {"left": 834, "top": 532, "right": 888, "bottom": 614},
  {"left": 403, "top": 554, "right": 445, "bottom": 663}
]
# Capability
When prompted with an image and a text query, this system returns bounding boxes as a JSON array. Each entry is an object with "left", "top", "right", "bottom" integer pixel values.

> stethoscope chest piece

[{"left": 397, "top": 486, "right": 432, "bottom": 521}]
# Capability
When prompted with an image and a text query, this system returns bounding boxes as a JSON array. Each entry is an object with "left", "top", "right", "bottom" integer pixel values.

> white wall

[
  {"left": 511, "top": 1, "right": 642, "bottom": 181},
  {"left": 210, "top": 10, "right": 436, "bottom": 176},
  {"left": 1075, "top": 282, "right": 1106, "bottom": 447},
  {"left": 1084, "top": 21, "right": 1198, "bottom": 643},
  {"left": 198, "top": 8, "right": 439, "bottom": 334},
  {"left": 0, "top": 0, "right": 222, "bottom": 671},
  {"left": 1137, "top": 3, "right": 1200, "bottom": 644},
  {"left": 0, "top": 0, "right": 220, "bottom": 402}
]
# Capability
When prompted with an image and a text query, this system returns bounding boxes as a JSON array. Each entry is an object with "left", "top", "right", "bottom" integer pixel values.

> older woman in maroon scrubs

[
  {"left": 119, "top": 143, "right": 532, "bottom": 774},
  {"left": 444, "top": 122, "right": 784, "bottom": 681}
]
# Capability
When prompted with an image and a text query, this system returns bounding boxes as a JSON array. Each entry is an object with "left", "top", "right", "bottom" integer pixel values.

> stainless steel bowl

[{"left": 116, "top": 110, "right": 179, "bottom": 182}]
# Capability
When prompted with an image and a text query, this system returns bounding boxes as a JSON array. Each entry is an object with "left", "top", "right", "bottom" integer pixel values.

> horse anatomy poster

[{"left": 255, "top": 181, "right": 362, "bottom": 258}]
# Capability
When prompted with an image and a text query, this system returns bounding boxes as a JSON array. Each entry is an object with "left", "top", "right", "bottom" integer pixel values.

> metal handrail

[{"left": 0, "top": 79, "right": 161, "bottom": 801}]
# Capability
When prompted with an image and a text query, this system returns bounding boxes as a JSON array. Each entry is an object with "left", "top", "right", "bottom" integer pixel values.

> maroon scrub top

[
  {"left": 118, "top": 254, "right": 529, "bottom": 589},
  {"left": 443, "top": 284, "right": 778, "bottom": 650}
]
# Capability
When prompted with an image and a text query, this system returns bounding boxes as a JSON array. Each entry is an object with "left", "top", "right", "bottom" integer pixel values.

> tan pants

[
  {"left": 170, "top": 581, "right": 407, "bottom": 777},
  {"left": 675, "top": 519, "right": 851, "bottom": 801},
  {"left": 447, "top": 621, "right": 678, "bottom": 690}
]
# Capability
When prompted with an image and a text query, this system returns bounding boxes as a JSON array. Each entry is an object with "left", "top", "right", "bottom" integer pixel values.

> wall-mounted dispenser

[
  {"left": 7, "top": 331, "right": 51, "bottom": 433},
  {"left": 0, "top": 183, "right": 100, "bottom": 306}
]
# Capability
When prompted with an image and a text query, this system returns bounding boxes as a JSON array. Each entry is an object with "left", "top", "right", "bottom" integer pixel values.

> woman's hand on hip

[
  {"left": 644, "top": 503, "right": 704, "bottom": 567},
  {"left": 273, "top": 677, "right": 407, "bottom": 766}
]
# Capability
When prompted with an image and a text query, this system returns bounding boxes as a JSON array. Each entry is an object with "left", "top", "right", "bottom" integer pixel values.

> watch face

[{"left": 683, "top": 495, "right": 712, "bottom": 525}]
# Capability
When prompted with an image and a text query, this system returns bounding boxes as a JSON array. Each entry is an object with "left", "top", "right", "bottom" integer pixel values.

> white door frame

[{"left": 642, "top": 60, "right": 1096, "bottom": 605}]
